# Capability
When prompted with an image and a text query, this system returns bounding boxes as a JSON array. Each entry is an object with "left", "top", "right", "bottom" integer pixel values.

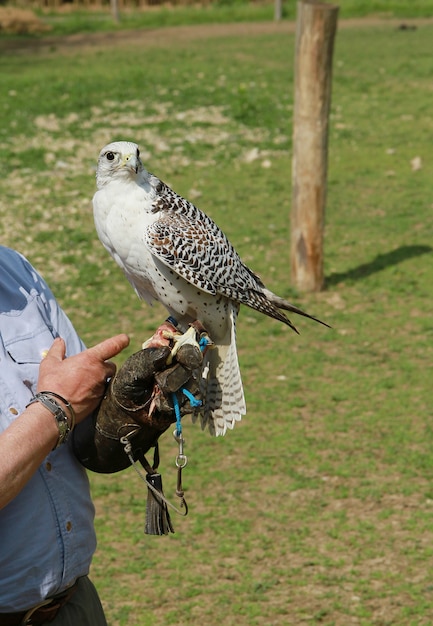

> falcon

[{"left": 93, "top": 141, "right": 328, "bottom": 436}]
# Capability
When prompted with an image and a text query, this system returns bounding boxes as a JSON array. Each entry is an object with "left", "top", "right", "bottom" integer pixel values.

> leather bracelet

[{"left": 26, "top": 392, "right": 75, "bottom": 449}]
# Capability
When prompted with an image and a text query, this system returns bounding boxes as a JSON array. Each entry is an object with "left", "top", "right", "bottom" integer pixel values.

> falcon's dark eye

[{"left": 106, "top": 152, "right": 115, "bottom": 161}]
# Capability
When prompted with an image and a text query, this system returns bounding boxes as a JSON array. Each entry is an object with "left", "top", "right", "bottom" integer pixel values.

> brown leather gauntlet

[{"left": 72, "top": 344, "right": 202, "bottom": 473}]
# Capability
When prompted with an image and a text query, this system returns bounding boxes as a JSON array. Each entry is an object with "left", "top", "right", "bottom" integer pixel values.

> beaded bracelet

[{"left": 26, "top": 391, "right": 76, "bottom": 449}]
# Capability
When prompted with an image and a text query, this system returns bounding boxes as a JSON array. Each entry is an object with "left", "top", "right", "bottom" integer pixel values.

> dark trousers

[{"left": 48, "top": 577, "right": 107, "bottom": 626}]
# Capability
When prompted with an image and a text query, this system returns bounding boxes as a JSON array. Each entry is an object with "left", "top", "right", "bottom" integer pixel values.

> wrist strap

[{"left": 27, "top": 392, "right": 75, "bottom": 449}]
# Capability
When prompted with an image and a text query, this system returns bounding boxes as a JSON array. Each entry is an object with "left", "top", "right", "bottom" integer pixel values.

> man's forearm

[{"left": 0, "top": 404, "right": 58, "bottom": 510}]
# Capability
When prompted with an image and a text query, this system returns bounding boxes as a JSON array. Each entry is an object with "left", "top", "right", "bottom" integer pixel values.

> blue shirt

[{"left": 0, "top": 246, "right": 97, "bottom": 612}]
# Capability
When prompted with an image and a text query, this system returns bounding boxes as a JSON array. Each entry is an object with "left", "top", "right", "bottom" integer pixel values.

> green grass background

[{"left": 1, "top": 6, "right": 433, "bottom": 625}]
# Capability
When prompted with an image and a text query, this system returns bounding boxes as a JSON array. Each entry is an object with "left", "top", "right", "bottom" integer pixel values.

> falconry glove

[{"left": 72, "top": 342, "right": 202, "bottom": 475}]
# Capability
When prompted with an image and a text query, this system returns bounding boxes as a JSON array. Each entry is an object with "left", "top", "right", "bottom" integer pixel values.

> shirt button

[
  {"left": 9, "top": 407, "right": 18, "bottom": 415},
  {"left": 66, "top": 521, "right": 72, "bottom": 532},
  {"left": 46, "top": 462, "right": 52, "bottom": 472}
]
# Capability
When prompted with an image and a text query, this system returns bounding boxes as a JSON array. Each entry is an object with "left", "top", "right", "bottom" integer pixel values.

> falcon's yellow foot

[
  {"left": 167, "top": 325, "right": 201, "bottom": 365},
  {"left": 142, "top": 320, "right": 213, "bottom": 365}
]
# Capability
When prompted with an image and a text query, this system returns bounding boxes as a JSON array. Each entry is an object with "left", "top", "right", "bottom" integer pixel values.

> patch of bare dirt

[{"left": 1, "top": 16, "right": 433, "bottom": 55}]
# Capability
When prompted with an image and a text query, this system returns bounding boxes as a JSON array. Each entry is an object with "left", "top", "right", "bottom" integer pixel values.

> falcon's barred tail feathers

[
  {"left": 196, "top": 304, "right": 246, "bottom": 436},
  {"left": 93, "top": 140, "right": 329, "bottom": 437},
  {"left": 262, "top": 289, "right": 331, "bottom": 334}
]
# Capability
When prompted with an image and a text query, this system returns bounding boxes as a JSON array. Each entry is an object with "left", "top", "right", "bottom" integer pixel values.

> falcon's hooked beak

[{"left": 121, "top": 153, "right": 139, "bottom": 174}]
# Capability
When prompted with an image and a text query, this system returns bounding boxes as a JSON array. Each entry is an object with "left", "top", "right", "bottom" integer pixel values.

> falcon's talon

[
  {"left": 166, "top": 326, "right": 200, "bottom": 365},
  {"left": 141, "top": 321, "right": 179, "bottom": 350},
  {"left": 161, "top": 329, "right": 181, "bottom": 342}
]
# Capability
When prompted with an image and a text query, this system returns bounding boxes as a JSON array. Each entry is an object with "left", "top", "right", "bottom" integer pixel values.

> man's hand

[
  {"left": 38, "top": 334, "right": 130, "bottom": 423},
  {"left": 0, "top": 334, "right": 130, "bottom": 509}
]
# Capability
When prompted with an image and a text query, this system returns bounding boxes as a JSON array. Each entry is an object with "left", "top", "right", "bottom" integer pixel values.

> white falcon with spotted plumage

[{"left": 93, "top": 141, "right": 328, "bottom": 436}]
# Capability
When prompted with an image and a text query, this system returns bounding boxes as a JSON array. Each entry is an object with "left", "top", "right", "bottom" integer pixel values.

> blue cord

[
  {"left": 172, "top": 392, "right": 182, "bottom": 437},
  {"left": 199, "top": 335, "right": 211, "bottom": 352},
  {"left": 170, "top": 325, "right": 208, "bottom": 436},
  {"left": 171, "top": 387, "right": 202, "bottom": 437},
  {"left": 172, "top": 388, "right": 202, "bottom": 438},
  {"left": 182, "top": 388, "right": 202, "bottom": 408}
]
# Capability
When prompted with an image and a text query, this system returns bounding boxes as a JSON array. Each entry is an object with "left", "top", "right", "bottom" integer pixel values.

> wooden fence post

[
  {"left": 110, "top": 0, "right": 120, "bottom": 23},
  {"left": 291, "top": 0, "right": 339, "bottom": 292}
]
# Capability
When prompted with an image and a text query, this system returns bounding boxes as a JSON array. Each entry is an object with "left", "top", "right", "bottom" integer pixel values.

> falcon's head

[{"left": 96, "top": 141, "right": 143, "bottom": 189}]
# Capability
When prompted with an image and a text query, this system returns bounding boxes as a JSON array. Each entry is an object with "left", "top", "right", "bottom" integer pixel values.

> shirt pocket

[
  {"left": 1, "top": 296, "right": 56, "bottom": 365},
  {"left": 5, "top": 326, "right": 55, "bottom": 364}
]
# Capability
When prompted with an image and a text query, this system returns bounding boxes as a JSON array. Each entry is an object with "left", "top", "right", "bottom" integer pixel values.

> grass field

[{"left": 1, "top": 13, "right": 433, "bottom": 626}]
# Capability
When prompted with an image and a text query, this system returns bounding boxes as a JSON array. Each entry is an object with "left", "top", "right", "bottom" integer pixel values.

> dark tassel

[{"left": 145, "top": 472, "right": 174, "bottom": 535}]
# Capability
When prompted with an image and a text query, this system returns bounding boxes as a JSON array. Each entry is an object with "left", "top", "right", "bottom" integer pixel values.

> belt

[{"left": 0, "top": 580, "right": 79, "bottom": 626}]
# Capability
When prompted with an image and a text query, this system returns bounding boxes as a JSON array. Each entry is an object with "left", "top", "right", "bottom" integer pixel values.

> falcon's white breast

[{"left": 93, "top": 140, "right": 328, "bottom": 436}]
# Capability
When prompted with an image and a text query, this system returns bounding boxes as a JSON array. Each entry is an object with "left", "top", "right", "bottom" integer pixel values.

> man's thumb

[{"left": 45, "top": 337, "right": 66, "bottom": 362}]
